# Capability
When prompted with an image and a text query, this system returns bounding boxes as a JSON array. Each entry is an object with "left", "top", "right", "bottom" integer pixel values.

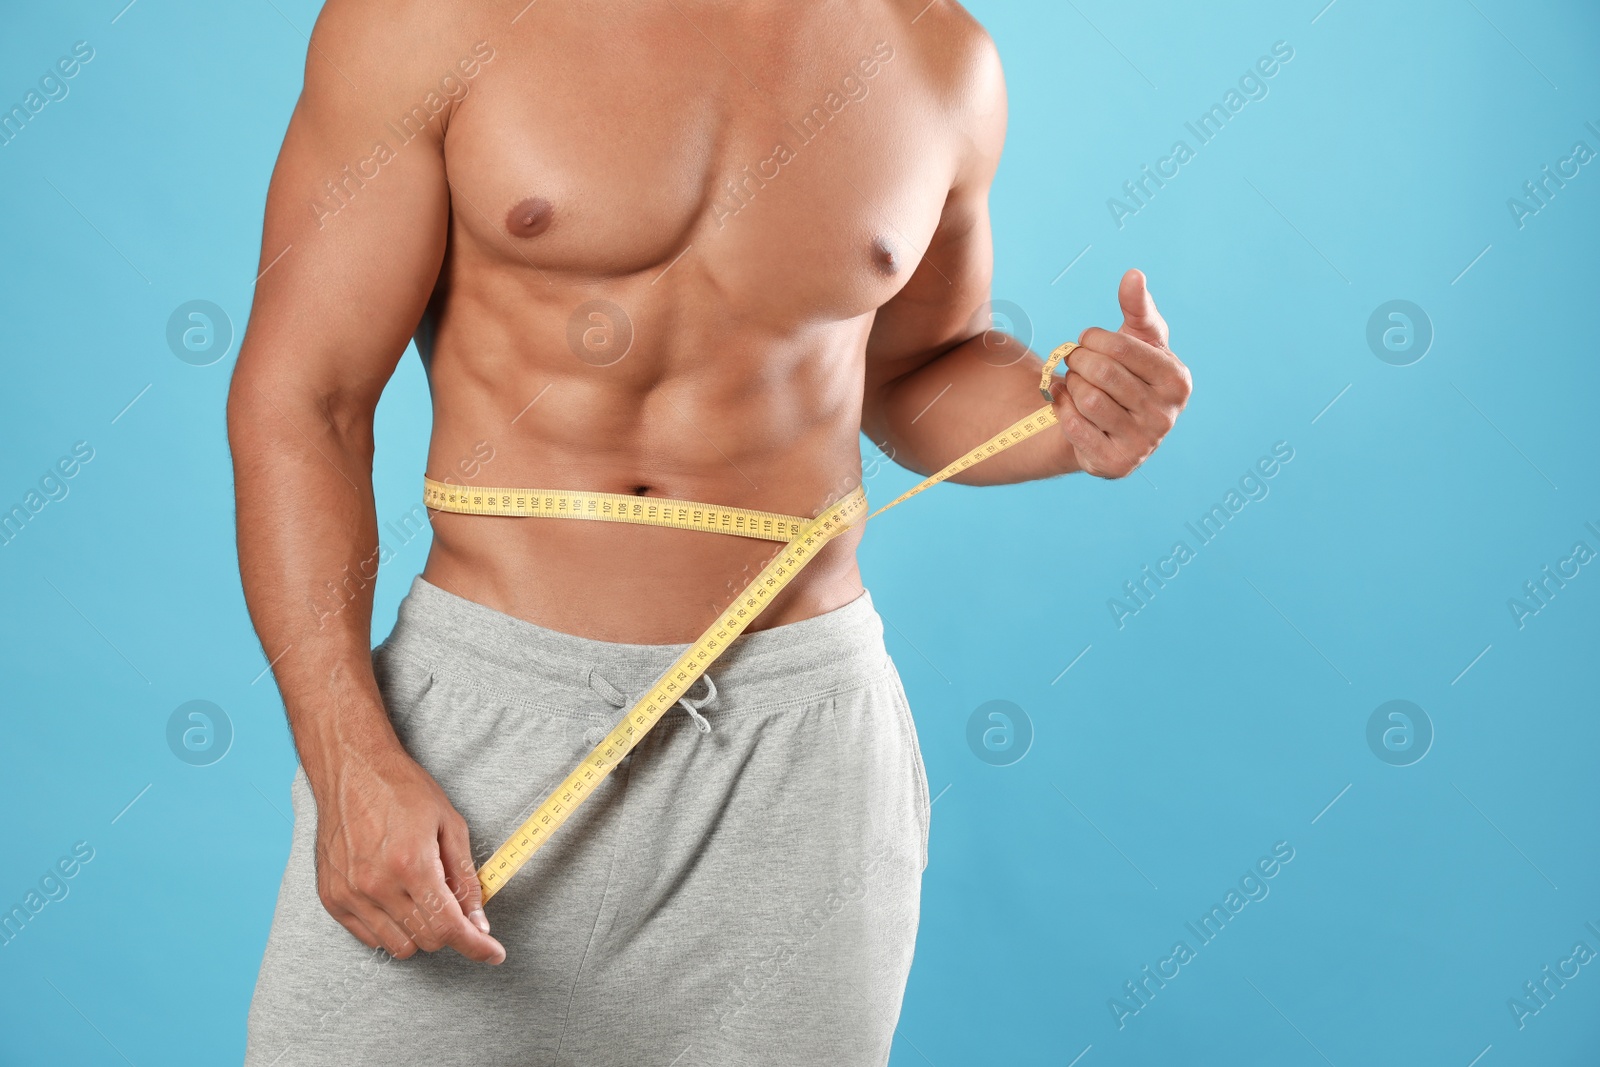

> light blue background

[{"left": 2, "top": 1, "right": 1596, "bottom": 1064}]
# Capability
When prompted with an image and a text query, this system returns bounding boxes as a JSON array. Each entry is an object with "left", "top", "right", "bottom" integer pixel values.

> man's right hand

[
  {"left": 312, "top": 746, "right": 506, "bottom": 965},
  {"left": 223, "top": 0, "right": 505, "bottom": 967}
]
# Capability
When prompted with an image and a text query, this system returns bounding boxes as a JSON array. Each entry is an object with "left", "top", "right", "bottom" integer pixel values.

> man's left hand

[{"left": 1051, "top": 268, "right": 1192, "bottom": 479}]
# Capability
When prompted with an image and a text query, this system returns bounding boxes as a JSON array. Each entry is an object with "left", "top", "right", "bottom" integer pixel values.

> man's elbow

[
  {"left": 225, "top": 352, "right": 376, "bottom": 458},
  {"left": 225, "top": 362, "right": 265, "bottom": 455}
]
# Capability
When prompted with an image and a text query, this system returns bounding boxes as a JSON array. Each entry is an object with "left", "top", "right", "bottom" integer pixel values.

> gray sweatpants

[{"left": 246, "top": 575, "right": 929, "bottom": 1067}]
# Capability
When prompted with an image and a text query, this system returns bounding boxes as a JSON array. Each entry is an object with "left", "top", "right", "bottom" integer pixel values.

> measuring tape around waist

[
  {"left": 419, "top": 483, "right": 810, "bottom": 542},
  {"left": 427, "top": 342, "right": 1076, "bottom": 902}
]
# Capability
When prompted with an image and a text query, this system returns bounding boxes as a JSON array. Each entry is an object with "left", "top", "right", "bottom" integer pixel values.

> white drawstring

[
  {"left": 586, "top": 667, "right": 627, "bottom": 708},
  {"left": 676, "top": 674, "right": 717, "bottom": 735},
  {"left": 587, "top": 666, "right": 718, "bottom": 735}
]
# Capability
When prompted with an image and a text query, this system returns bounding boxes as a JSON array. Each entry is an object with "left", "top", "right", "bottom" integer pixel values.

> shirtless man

[{"left": 228, "top": 0, "right": 1189, "bottom": 1063}]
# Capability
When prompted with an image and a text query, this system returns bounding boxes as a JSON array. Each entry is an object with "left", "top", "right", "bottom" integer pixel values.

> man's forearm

[
  {"left": 226, "top": 374, "right": 405, "bottom": 797},
  {"left": 866, "top": 331, "right": 1081, "bottom": 486}
]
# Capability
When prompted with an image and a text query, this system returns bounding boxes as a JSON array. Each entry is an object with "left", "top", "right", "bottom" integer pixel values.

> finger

[
  {"left": 1051, "top": 389, "right": 1120, "bottom": 476},
  {"left": 1054, "top": 382, "right": 1151, "bottom": 479},
  {"left": 405, "top": 851, "right": 505, "bottom": 965},
  {"left": 326, "top": 905, "right": 383, "bottom": 951},
  {"left": 1116, "top": 268, "right": 1169, "bottom": 348},
  {"left": 1065, "top": 373, "right": 1135, "bottom": 438},
  {"left": 438, "top": 816, "right": 492, "bottom": 940},
  {"left": 334, "top": 853, "right": 439, "bottom": 959},
  {"left": 1077, "top": 327, "right": 1186, "bottom": 396},
  {"left": 1064, "top": 343, "right": 1150, "bottom": 412},
  {"left": 316, "top": 845, "right": 417, "bottom": 957},
  {"left": 326, "top": 866, "right": 427, "bottom": 959},
  {"left": 350, "top": 896, "right": 425, "bottom": 959}
]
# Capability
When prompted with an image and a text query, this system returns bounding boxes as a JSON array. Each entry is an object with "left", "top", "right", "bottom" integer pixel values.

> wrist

[
  {"left": 293, "top": 698, "right": 408, "bottom": 802},
  {"left": 1044, "top": 406, "right": 1086, "bottom": 476}
]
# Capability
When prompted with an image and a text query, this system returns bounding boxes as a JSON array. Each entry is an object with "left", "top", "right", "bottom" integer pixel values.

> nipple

[
  {"left": 507, "top": 196, "right": 555, "bottom": 238},
  {"left": 871, "top": 234, "right": 899, "bottom": 274}
]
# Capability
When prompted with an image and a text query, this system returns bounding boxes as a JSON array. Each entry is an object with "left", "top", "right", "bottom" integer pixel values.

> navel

[
  {"left": 506, "top": 196, "right": 554, "bottom": 238},
  {"left": 871, "top": 234, "right": 899, "bottom": 274}
]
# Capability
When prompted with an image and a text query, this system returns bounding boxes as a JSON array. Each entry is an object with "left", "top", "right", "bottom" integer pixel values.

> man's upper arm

[
  {"left": 862, "top": 23, "right": 1008, "bottom": 416},
  {"left": 232, "top": 0, "right": 454, "bottom": 429}
]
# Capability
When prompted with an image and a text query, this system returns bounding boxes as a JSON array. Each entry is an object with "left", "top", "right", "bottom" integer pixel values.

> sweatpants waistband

[{"left": 380, "top": 575, "right": 893, "bottom": 716}]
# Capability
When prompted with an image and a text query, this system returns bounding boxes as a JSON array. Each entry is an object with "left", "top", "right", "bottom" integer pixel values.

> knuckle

[
  {"left": 1105, "top": 451, "right": 1136, "bottom": 479},
  {"left": 404, "top": 911, "right": 444, "bottom": 947},
  {"left": 1173, "top": 360, "right": 1193, "bottom": 393},
  {"left": 350, "top": 867, "right": 387, "bottom": 899}
]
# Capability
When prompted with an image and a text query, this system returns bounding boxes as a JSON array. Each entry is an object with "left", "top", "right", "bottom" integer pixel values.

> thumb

[{"left": 1117, "top": 268, "right": 1168, "bottom": 348}]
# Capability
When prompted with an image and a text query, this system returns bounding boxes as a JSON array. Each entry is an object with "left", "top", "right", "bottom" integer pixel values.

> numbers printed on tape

[
  {"left": 421, "top": 482, "right": 807, "bottom": 541},
  {"left": 430, "top": 344, "right": 1076, "bottom": 902}
]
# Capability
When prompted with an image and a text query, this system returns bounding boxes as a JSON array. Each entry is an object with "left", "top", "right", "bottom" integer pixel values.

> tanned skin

[{"left": 227, "top": 0, "right": 1190, "bottom": 968}]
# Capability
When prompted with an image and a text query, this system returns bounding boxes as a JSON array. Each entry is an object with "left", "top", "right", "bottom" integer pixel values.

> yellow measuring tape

[{"left": 424, "top": 342, "right": 1076, "bottom": 903}]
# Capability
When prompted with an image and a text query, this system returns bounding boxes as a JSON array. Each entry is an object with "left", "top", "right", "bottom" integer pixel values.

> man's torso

[{"left": 415, "top": 0, "right": 986, "bottom": 641}]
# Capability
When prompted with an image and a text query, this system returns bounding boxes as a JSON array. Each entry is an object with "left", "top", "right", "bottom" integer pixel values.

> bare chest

[{"left": 439, "top": 9, "right": 954, "bottom": 324}]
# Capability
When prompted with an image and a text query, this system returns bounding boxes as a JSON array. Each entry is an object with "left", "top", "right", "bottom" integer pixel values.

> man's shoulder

[
  {"left": 877, "top": 0, "right": 1006, "bottom": 177},
  {"left": 881, "top": 0, "right": 1003, "bottom": 109},
  {"left": 303, "top": 0, "right": 476, "bottom": 95}
]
